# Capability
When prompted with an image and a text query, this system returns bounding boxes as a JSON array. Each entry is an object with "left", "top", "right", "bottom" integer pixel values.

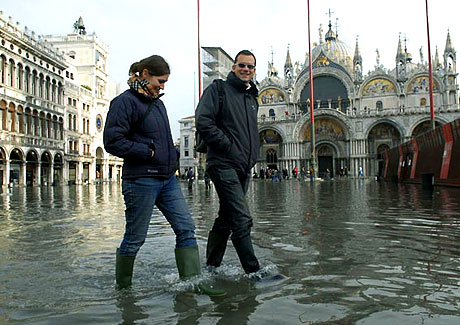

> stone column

[
  {"left": 103, "top": 160, "right": 110, "bottom": 182},
  {"left": 89, "top": 160, "right": 95, "bottom": 184},
  {"left": 36, "top": 161, "right": 41, "bottom": 186},
  {"left": 77, "top": 161, "right": 83, "bottom": 185},
  {"left": 3, "top": 159, "right": 10, "bottom": 186},
  {"left": 19, "top": 162, "right": 26, "bottom": 186},
  {"left": 49, "top": 162, "right": 54, "bottom": 185}
]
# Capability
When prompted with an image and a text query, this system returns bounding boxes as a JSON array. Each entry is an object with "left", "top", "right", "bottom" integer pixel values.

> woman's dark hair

[
  {"left": 234, "top": 50, "right": 256, "bottom": 66},
  {"left": 129, "top": 55, "right": 170, "bottom": 76}
]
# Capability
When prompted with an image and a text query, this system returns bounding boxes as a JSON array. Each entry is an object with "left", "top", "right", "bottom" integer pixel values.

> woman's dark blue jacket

[{"left": 103, "top": 89, "right": 177, "bottom": 179}]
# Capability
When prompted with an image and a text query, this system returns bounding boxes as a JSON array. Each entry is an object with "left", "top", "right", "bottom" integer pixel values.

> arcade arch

[{"left": 10, "top": 148, "right": 24, "bottom": 185}]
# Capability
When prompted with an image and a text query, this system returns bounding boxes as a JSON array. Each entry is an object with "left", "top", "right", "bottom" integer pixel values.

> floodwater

[{"left": 1, "top": 179, "right": 460, "bottom": 324}]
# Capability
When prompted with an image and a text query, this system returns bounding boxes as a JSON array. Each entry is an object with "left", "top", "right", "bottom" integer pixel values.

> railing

[
  {"left": 2, "top": 133, "right": 65, "bottom": 150},
  {"left": 258, "top": 114, "right": 303, "bottom": 123},
  {"left": 258, "top": 104, "right": 460, "bottom": 123}
]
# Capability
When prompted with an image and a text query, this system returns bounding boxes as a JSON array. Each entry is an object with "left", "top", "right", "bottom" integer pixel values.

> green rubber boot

[
  {"left": 116, "top": 248, "right": 135, "bottom": 289},
  {"left": 175, "top": 245, "right": 227, "bottom": 297}
]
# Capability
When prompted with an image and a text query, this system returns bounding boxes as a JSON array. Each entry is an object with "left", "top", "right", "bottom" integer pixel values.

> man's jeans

[
  {"left": 206, "top": 165, "right": 260, "bottom": 273},
  {"left": 119, "top": 175, "right": 196, "bottom": 256},
  {"left": 207, "top": 166, "right": 253, "bottom": 237}
]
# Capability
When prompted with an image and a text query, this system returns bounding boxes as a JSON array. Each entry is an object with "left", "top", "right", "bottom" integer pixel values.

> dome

[{"left": 305, "top": 24, "right": 354, "bottom": 73}]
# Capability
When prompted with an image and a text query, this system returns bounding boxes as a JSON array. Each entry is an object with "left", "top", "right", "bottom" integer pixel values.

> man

[
  {"left": 186, "top": 167, "right": 194, "bottom": 189},
  {"left": 195, "top": 50, "right": 260, "bottom": 274}
]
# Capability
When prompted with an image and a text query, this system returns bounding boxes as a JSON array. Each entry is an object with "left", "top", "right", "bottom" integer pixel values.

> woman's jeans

[{"left": 119, "top": 175, "right": 196, "bottom": 257}]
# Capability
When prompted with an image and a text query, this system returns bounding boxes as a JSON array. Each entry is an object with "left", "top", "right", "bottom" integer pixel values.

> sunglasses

[{"left": 236, "top": 63, "right": 256, "bottom": 70}]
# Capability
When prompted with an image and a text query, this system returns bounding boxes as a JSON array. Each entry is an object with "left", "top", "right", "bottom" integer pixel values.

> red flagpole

[
  {"left": 197, "top": 0, "right": 202, "bottom": 99},
  {"left": 425, "top": 0, "right": 435, "bottom": 130},
  {"left": 307, "top": 0, "right": 317, "bottom": 174}
]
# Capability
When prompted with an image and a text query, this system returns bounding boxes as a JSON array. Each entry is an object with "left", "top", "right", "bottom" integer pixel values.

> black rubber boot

[
  {"left": 116, "top": 248, "right": 135, "bottom": 289},
  {"left": 175, "top": 245, "right": 227, "bottom": 297},
  {"left": 231, "top": 235, "right": 260, "bottom": 274},
  {"left": 206, "top": 230, "right": 230, "bottom": 268}
]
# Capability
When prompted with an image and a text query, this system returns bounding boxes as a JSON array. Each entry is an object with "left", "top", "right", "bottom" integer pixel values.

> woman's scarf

[{"left": 127, "top": 74, "right": 161, "bottom": 100}]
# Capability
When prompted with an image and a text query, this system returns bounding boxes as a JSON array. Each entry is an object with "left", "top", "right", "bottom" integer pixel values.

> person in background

[
  {"left": 103, "top": 54, "right": 224, "bottom": 296},
  {"left": 187, "top": 167, "right": 195, "bottom": 189}
]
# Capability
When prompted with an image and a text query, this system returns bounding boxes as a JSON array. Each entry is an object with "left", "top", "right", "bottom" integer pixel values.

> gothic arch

[
  {"left": 293, "top": 110, "right": 354, "bottom": 141},
  {"left": 96, "top": 147, "right": 105, "bottom": 159},
  {"left": 0, "top": 146, "right": 7, "bottom": 161},
  {"left": 258, "top": 86, "right": 288, "bottom": 105},
  {"left": 26, "top": 149, "right": 39, "bottom": 163},
  {"left": 409, "top": 117, "right": 448, "bottom": 137},
  {"left": 258, "top": 125, "right": 286, "bottom": 142},
  {"left": 406, "top": 73, "right": 443, "bottom": 93},
  {"left": 41, "top": 151, "right": 53, "bottom": 163},
  {"left": 10, "top": 147, "right": 25, "bottom": 162},
  {"left": 316, "top": 140, "right": 342, "bottom": 157},
  {"left": 54, "top": 152, "right": 64, "bottom": 165},
  {"left": 292, "top": 68, "right": 355, "bottom": 106},
  {"left": 365, "top": 118, "right": 405, "bottom": 139},
  {"left": 360, "top": 75, "right": 399, "bottom": 97}
]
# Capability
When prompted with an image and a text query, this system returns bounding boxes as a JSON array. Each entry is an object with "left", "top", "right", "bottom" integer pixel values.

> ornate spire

[
  {"left": 434, "top": 46, "right": 440, "bottom": 68},
  {"left": 324, "top": 9, "right": 336, "bottom": 42},
  {"left": 444, "top": 29, "right": 455, "bottom": 54},
  {"left": 353, "top": 36, "right": 362, "bottom": 63},
  {"left": 443, "top": 29, "right": 456, "bottom": 73},
  {"left": 325, "top": 21, "right": 336, "bottom": 42},
  {"left": 395, "top": 34, "right": 405, "bottom": 63},
  {"left": 353, "top": 36, "right": 362, "bottom": 82},
  {"left": 284, "top": 44, "right": 293, "bottom": 72},
  {"left": 318, "top": 24, "right": 324, "bottom": 44}
]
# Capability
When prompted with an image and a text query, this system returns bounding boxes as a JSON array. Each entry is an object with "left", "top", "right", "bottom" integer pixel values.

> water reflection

[{"left": 1, "top": 180, "right": 460, "bottom": 324}]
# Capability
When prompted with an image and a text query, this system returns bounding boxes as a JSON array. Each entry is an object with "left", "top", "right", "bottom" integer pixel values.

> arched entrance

[
  {"left": 10, "top": 148, "right": 23, "bottom": 185},
  {"left": 68, "top": 161, "right": 77, "bottom": 185},
  {"left": 259, "top": 129, "right": 282, "bottom": 170},
  {"left": 368, "top": 122, "right": 402, "bottom": 177},
  {"left": 54, "top": 153, "right": 63, "bottom": 185},
  {"left": 412, "top": 120, "right": 442, "bottom": 137},
  {"left": 26, "top": 150, "right": 39, "bottom": 186},
  {"left": 96, "top": 147, "right": 104, "bottom": 181},
  {"left": 316, "top": 144, "right": 335, "bottom": 178},
  {"left": 299, "top": 116, "right": 348, "bottom": 176},
  {"left": 266, "top": 148, "right": 278, "bottom": 170},
  {"left": 0, "top": 147, "right": 6, "bottom": 186},
  {"left": 41, "top": 152, "right": 52, "bottom": 185},
  {"left": 377, "top": 144, "right": 390, "bottom": 177}
]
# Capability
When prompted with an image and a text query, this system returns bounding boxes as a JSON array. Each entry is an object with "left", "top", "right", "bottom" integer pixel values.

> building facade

[
  {"left": 178, "top": 115, "right": 195, "bottom": 177},
  {"left": 178, "top": 47, "right": 234, "bottom": 179},
  {"left": 202, "top": 47, "right": 233, "bottom": 90},
  {"left": 0, "top": 12, "right": 122, "bottom": 187},
  {"left": 256, "top": 19, "right": 459, "bottom": 178}
]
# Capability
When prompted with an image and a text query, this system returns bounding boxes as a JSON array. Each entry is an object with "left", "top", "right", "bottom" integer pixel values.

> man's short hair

[{"left": 234, "top": 50, "right": 256, "bottom": 66}]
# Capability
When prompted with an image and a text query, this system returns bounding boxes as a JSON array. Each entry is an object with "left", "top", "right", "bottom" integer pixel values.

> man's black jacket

[{"left": 196, "top": 71, "right": 259, "bottom": 173}]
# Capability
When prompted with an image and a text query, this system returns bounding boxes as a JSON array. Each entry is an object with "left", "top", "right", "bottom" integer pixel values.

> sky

[{"left": 2, "top": 0, "right": 459, "bottom": 140}]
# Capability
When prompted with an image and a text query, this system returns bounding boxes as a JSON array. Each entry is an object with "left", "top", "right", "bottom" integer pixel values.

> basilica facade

[{"left": 256, "top": 20, "right": 460, "bottom": 178}]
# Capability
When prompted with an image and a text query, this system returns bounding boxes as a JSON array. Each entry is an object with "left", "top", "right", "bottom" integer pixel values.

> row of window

[
  {"left": 67, "top": 114, "right": 91, "bottom": 134},
  {"left": 1, "top": 55, "right": 64, "bottom": 104},
  {"left": 1, "top": 107, "right": 64, "bottom": 140},
  {"left": 68, "top": 141, "right": 91, "bottom": 155},
  {"left": 1, "top": 38, "right": 63, "bottom": 75}
]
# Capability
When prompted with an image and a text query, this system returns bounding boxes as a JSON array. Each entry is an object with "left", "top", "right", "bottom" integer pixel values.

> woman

[{"left": 103, "top": 55, "right": 224, "bottom": 296}]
